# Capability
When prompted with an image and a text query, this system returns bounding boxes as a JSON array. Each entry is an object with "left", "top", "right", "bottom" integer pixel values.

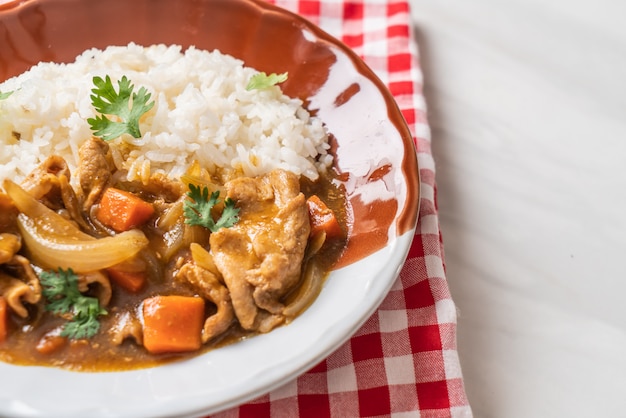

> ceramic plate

[{"left": 0, "top": 0, "right": 419, "bottom": 416}]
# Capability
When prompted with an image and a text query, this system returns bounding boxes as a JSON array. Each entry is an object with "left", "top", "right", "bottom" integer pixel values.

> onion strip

[
  {"left": 17, "top": 214, "right": 148, "bottom": 273},
  {"left": 282, "top": 259, "right": 324, "bottom": 318},
  {"left": 282, "top": 231, "right": 328, "bottom": 317},
  {"left": 190, "top": 243, "right": 220, "bottom": 278},
  {"left": 3, "top": 179, "right": 93, "bottom": 239},
  {"left": 4, "top": 179, "right": 149, "bottom": 273}
]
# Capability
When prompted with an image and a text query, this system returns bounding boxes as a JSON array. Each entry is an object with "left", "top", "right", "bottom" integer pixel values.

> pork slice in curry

[{"left": 210, "top": 169, "right": 310, "bottom": 332}]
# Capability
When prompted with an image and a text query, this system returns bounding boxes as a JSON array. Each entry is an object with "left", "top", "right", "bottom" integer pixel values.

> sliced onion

[
  {"left": 160, "top": 220, "right": 185, "bottom": 262},
  {"left": 4, "top": 179, "right": 149, "bottom": 273},
  {"left": 156, "top": 199, "right": 184, "bottom": 231},
  {"left": 17, "top": 215, "right": 149, "bottom": 273},
  {"left": 282, "top": 259, "right": 325, "bottom": 318},
  {"left": 3, "top": 179, "right": 92, "bottom": 239},
  {"left": 157, "top": 199, "right": 209, "bottom": 261},
  {"left": 190, "top": 242, "right": 220, "bottom": 277},
  {"left": 304, "top": 231, "right": 326, "bottom": 260},
  {"left": 183, "top": 223, "right": 210, "bottom": 249}
]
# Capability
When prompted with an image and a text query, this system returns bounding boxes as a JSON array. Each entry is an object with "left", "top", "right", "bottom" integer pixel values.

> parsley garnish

[
  {"left": 246, "top": 72, "right": 288, "bottom": 91},
  {"left": 40, "top": 268, "right": 107, "bottom": 340},
  {"left": 0, "top": 90, "right": 13, "bottom": 100},
  {"left": 183, "top": 184, "right": 240, "bottom": 232},
  {"left": 87, "top": 75, "right": 154, "bottom": 141}
]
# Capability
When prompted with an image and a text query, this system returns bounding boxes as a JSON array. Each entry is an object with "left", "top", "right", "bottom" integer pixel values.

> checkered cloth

[{"left": 214, "top": 1, "right": 472, "bottom": 416}]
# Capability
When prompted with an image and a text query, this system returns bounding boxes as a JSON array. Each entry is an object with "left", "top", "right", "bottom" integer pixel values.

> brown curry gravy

[{"left": 0, "top": 172, "right": 348, "bottom": 371}]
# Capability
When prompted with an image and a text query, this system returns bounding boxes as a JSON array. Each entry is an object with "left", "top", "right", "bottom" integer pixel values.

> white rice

[{"left": 0, "top": 43, "right": 332, "bottom": 184}]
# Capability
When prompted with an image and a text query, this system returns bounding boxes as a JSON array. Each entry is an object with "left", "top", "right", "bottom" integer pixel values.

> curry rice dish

[{"left": 0, "top": 43, "right": 349, "bottom": 370}]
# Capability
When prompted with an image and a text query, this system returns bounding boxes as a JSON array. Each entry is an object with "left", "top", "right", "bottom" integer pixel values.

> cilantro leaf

[
  {"left": 40, "top": 267, "right": 81, "bottom": 314},
  {"left": 87, "top": 75, "right": 154, "bottom": 141},
  {"left": 61, "top": 297, "right": 105, "bottom": 340},
  {"left": 246, "top": 72, "right": 288, "bottom": 91},
  {"left": 62, "top": 315, "right": 100, "bottom": 340},
  {"left": 183, "top": 184, "right": 240, "bottom": 232},
  {"left": 0, "top": 90, "right": 13, "bottom": 100},
  {"left": 39, "top": 268, "right": 107, "bottom": 339}
]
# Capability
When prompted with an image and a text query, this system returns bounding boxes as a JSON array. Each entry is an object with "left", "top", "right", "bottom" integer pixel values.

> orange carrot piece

[
  {"left": 0, "top": 297, "right": 7, "bottom": 343},
  {"left": 306, "top": 195, "right": 343, "bottom": 238},
  {"left": 96, "top": 187, "right": 155, "bottom": 232},
  {"left": 107, "top": 266, "right": 146, "bottom": 293},
  {"left": 142, "top": 295, "right": 205, "bottom": 354},
  {"left": 36, "top": 333, "right": 67, "bottom": 355}
]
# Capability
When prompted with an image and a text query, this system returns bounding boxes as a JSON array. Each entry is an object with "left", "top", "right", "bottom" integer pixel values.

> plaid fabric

[{"left": 213, "top": 1, "right": 472, "bottom": 416}]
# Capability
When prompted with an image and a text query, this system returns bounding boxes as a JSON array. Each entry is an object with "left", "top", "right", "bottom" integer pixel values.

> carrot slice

[
  {"left": 107, "top": 266, "right": 146, "bottom": 293},
  {"left": 306, "top": 195, "right": 343, "bottom": 238},
  {"left": 142, "top": 295, "right": 205, "bottom": 354},
  {"left": 36, "top": 333, "right": 67, "bottom": 355},
  {"left": 96, "top": 187, "right": 155, "bottom": 232},
  {"left": 0, "top": 296, "right": 7, "bottom": 343}
]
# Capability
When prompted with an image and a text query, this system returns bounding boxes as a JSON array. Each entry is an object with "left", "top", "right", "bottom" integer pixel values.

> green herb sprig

[
  {"left": 246, "top": 72, "right": 288, "bottom": 91},
  {"left": 87, "top": 75, "right": 154, "bottom": 141},
  {"left": 0, "top": 90, "right": 13, "bottom": 100},
  {"left": 40, "top": 267, "right": 107, "bottom": 340},
  {"left": 183, "top": 184, "right": 240, "bottom": 232}
]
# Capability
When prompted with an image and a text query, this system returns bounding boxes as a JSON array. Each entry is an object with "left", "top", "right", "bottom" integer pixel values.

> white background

[{"left": 410, "top": 0, "right": 626, "bottom": 416}]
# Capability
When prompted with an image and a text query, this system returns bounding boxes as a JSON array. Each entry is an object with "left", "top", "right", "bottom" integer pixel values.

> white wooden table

[{"left": 410, "top": 0, "right": 626, "bottom": 416}]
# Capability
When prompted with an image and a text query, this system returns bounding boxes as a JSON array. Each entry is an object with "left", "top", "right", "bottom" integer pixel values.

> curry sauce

[{"left": 0, "top": 140, "right": 348, "bottom": 371}]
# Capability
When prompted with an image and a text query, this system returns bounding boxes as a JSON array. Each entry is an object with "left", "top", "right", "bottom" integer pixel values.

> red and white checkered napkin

[{"left": 215, "top": 1, "right": 472, "bottom": 416}]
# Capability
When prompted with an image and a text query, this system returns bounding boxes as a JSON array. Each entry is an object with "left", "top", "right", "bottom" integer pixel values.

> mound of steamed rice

[{"left": 0, "top": 43, "right": 332, "bottom": 185}]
